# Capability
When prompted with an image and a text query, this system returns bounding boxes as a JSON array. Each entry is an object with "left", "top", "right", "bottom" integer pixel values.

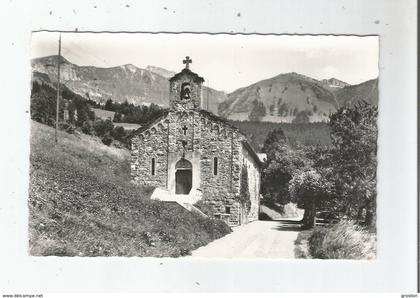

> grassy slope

[
  {"left": 294, "top": 221, "right": 376, "bottom": 259},
  {"left": 29, "top": 121, "right": 230, "bottom": 257},
  {"left": 333, "top": 79, "right": 378, "bottom": 107}
]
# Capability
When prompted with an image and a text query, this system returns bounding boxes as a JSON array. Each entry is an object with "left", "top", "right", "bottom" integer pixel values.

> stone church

[{"left": 130, "top": 57, "right": 262, "bottom": 226}]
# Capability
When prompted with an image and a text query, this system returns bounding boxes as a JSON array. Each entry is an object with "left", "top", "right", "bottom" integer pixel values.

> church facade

[{"left": 130, "top": 57, "right": 262, "bottom": 226}]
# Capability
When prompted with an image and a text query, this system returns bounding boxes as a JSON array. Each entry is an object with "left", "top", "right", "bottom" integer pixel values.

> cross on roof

[
  {"left": 183, "top": 56, "right": 192, "bottom": 69},
  {"left": 182, "top": 125, "right": 188, "bottom": 135}
]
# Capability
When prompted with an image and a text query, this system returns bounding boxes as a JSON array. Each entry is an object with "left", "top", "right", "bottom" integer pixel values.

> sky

[{"left": 31, "top": 32, "right": 379, "bottom": 93}]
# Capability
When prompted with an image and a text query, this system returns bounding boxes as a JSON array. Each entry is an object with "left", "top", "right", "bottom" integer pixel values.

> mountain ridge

[
  {"left": 31, "top": 55, "right": 225, "bottom": 114},
  {"left": 31, "top": 55, "right": 378, "bottom": 122},
  {"left": 218, "top": 72, "right": 378, "bottom": 123}
]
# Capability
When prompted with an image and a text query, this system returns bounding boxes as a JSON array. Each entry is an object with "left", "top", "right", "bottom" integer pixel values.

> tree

[
  {"left": 289, "top": 169, "right": 333, "bottom": 228},
  {"left": 269, "top": 104, "right": 275, "bottom": 116},
  {"left": 111, "top": 126, "right": 127, "bottom": 142},
  {"left": 30, "top": 82, "right": 64, "bottom": 126},
  {"left": 239, "top": 165, "right": 251, "bottom": 213},
  {"left": 327, "top": 101, "right": 378, "bottom": 226},
  {"left": 104, "top": 99, "right": 114, "bottom": 111},
  {"left": 278, "top": 102, "right": 288, "bottom": 116},
  {"left": 81, "top": 120, "right": 94, "bottom": 135},
  {"left": 261, "top": 140, "right": 308, "bottom": 205},
  {"left": 113, "top": 112, "right": 122, "bottom": 122},
  {"left": 93, "top": 119, "right": 114, "bottom": 137},
  {"left": 30, "top": 90, "right": 56, "bottom": 125},
  {"left": 248, "top": 99, "right": 266, "bottom": 121},
  {"left": 262, "top": 128, "right": 287, "bottom": 153}
]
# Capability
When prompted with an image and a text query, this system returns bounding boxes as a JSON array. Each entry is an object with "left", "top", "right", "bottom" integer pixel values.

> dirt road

[{"left": 189, "top": 220, "right": 302, "bottom": 258}]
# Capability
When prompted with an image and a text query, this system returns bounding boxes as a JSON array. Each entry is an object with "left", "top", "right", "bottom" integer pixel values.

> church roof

[
  {"left": 242, "top": 141, "right": 263, "bottom": 168},
  {"left": 198, "top": 109, "right": 242, "bottom": 132},
  {"left": 169, "top": 68, "right": 204, "bottom": 84},
  {"left": 128, "top": 109, "right": 170, "bottom": 136}
]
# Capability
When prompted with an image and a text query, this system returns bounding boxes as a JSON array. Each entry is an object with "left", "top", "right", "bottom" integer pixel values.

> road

[{"left": 189, "top": 219, "right": 302, "bottom": 258}]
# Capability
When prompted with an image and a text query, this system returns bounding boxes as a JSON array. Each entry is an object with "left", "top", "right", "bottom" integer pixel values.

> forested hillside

[{"left": 232, "top": 121, "right": 332, "bottom": 151}]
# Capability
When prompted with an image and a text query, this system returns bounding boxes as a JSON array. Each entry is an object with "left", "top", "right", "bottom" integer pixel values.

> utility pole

[
  {"left": 55, "top": 34, "right": 61, "bottom": 144},
  {"left": 207, "top": 79, "right": 209, "bottom": 111}
]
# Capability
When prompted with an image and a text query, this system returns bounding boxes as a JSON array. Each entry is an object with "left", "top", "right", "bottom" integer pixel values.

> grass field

[
  {"left": 113, "top": 122, "right": 142, "bottom": 131},
  {"left": 92, "top": 108, "right": 115, "bottom": 120},
  {"left": 29, "top": 121, "right": 231, "bottom": 257}
]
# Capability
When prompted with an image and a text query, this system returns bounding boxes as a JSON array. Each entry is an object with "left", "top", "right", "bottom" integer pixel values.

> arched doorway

[{"left": 175, "top": 158, "right": 192, "bottom": 194}]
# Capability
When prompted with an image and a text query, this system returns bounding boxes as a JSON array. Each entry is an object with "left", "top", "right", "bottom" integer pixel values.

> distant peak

[
  {"left": 120, "top": 64, "right": 138, "bottom": 72},
  {"left": 274, "top": 72, "right": 319, "bottom": 83},
  {"left": 321, "top": 77, "right": 349, "bottom": 87},
  {"left": 146, "top": 65, "right": 176, "bottom": 79}
]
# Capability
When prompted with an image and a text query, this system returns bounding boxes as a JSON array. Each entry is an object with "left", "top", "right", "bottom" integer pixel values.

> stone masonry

[{"left": 131, "top": 57, "right": 262, "bottom": 226}]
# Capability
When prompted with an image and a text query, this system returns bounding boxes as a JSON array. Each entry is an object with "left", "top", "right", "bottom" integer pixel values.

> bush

[
  {"left": 194, "top": 200, "right": 217, "bottom": 217},
  {"left": 81, "top": 120, "right": 93, "bottom": 135},
  {"left": 93, "top": 119, "right": 114, "bottom": 137},
  {"left": 101, "top": 134, "right": 114, "bottom": 146},
  {"left": 308, "top": 220, "right": 376, "bottom": 259},
  {"left": 112, "top": 126, "right": 126, "bottom": 141},
  {"left": 248, "top": 99, "right": 266, "bottom": 121},
  {"left": 59, "top": 122, "right": 75, "bottom": 134}
]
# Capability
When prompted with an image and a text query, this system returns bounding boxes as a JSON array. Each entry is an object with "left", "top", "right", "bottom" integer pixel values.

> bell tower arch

[{"left": 169, "top": 56, "right": 205, "bottom": 111}]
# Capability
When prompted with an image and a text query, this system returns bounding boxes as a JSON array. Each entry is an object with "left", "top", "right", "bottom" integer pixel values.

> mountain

[
  {"left": 219, "top": 72, "right": 339, "bottom": 123},
  {"left": 321, "top": 77, "right": 350, "bottom": 90},
  {"left": 145, "top": 65, "right": 227, "bottom": 113},
  {"left": 333, "top": 78, "right": 378, "bottom": 107},
  {"left": 218, "top": 73, "right": 378, "bottom": 123},
  {"left": 31, "top": 55, "right": 226, "bottom": 114},
  {"left": 32, "top": 56, "right": 377, "bottom": 122},
  {"left": 145, "top": 65, "right": 176, "bottom": 79}
]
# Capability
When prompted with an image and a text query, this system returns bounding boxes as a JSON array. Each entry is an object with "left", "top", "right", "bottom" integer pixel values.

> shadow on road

[{"left": 270, "top": 219, "right": 304, "bottom": 232}]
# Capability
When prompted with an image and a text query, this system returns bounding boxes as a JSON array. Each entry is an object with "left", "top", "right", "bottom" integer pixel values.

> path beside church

[{"left": 189, "top": 219, "right": 302, "bottom": 258}]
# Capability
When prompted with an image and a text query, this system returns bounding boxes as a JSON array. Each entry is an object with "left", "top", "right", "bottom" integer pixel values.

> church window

[
  {"left": 213, "top": 157, "right": 218, "bottom": 175},
  {"left": 151, "top": 158, "right": 156, "bottom": 175},
  {"left": 225, "top": 206, "right": 231, "bottom": 214},
  {"left": 182, "top": 125, "right": 188, "bottom": 135}
]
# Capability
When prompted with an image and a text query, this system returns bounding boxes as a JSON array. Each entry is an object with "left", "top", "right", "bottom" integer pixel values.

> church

[{"left": 130, "top": 57, "right": 262, "bottom": 226}]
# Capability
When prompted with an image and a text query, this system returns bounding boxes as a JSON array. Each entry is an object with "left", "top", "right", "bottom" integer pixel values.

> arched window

[
  {"left": 151, "top": 158, "right": 156, "bottom": 176},
  {"left": 213, "top": 157, "right": 218, "bottom": 176}
]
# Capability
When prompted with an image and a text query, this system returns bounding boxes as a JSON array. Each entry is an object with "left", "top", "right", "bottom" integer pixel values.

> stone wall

[
  {"left": 198, "top": 113, "right": 245, "bottom": 226},
  {"left": 240, "top": 144, "right": 261, "bottom": 222},
  {"left": 130, "top": 119, "right": 169, "bottom": 188}
]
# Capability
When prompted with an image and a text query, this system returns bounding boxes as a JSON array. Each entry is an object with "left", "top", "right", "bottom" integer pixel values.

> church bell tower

[{"left": 169, "top": 56, "right": 205, "bottom": 111}]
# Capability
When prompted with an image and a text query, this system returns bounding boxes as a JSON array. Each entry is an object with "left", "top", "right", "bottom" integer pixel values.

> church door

[{"left": 175, "top": 158, "right": 193, "bottom": 194}]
